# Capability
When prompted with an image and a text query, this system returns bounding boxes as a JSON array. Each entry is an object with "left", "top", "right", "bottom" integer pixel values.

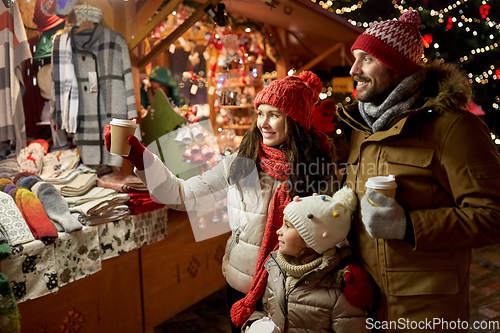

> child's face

[{"left": 277, "top": 215, "right": 308, "bottom": 257}]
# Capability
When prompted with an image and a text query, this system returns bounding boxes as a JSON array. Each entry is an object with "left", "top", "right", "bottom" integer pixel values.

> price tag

[
  {"left": 190, "top": 84, "right": 199, "bottom": 95},
  {"left": 169, "top": 44, "right": 176, "bottom": 53}
]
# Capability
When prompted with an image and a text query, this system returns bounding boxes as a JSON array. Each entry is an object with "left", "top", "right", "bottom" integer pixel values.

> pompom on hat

[
  {"left": 254, "top": 71, "right": 322, "bottom": 130},
  {"left": 351, "top": 10, "right": 424, "bottom": 77},
  {"left": 283, "top": 187, "right": 357, "bottom": 254}
]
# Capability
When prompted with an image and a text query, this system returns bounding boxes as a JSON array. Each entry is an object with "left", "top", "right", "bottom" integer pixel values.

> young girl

[
  {"left": 104, "top": 71, "right": 338, "bottom": 332},
  {"left": 243, "top": 187, "right": 372, "bottom": 333}
]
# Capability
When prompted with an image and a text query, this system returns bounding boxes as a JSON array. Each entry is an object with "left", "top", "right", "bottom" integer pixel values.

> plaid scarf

[
  {"left": 230, "top": 142, "right": 291, "bottom": 327},
  {"left": 51, "top": 32, "right": 79, "bottom": 133}
]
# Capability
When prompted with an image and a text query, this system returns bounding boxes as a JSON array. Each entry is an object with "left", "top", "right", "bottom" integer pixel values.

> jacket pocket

[
  {"left": 382, "top": 146, "right": 434, "bottom": 168},
  {"left": 386, "top": 270, "right": 459, "bottom": 296}
]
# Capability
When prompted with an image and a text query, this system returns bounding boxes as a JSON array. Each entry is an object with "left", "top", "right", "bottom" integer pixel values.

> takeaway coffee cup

[
  {"left": 365, "top": 175, "right": 397, "bottom": 206},
  {"left": 249, "top": 317, "right": 279, "bottom": 333},
  {"left": 109, "top": 118, "right": 137, "bottom": 156}
]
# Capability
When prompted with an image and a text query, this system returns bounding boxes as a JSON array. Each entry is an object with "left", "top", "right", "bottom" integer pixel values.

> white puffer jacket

[{"left": 135, "top": 153, "right": 281, "bottom": 293}]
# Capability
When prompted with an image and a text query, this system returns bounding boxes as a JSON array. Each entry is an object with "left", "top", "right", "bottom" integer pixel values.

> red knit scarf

[{"left": 230, "top": 142, "right": 291, "bottom": 327}]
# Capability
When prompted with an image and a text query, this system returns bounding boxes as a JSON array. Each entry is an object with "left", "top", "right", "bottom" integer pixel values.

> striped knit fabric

[{"left": 0, "top": 2, "right": 32, "bottom": 154}]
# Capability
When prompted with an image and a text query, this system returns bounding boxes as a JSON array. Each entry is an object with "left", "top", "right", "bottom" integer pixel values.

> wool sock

[
  {"left": 15, "top": 188, "right": 58, "bottom": 244},
  {"left": 19, "top": 175, "right": 42, "bottom": 191},
  {"left": 0, "top": 192, "right": 34, "bottom": 246},
  {"left": 0, "top": 179, "right": 13, "bottom": 192},
  {"left": 2, "top": 184, "right": 16, "bottom": 194},
  {"left": 0, "top": 273, "right": 21, "bottom": 333},
  {"left": 13, "top": 171, "right": 36, "bottom": 185},
  {"left": 31, "top": 182, "right": 82, "bottom": 233}
]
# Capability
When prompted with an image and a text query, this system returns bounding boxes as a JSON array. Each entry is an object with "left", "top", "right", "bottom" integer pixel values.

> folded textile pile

[
  {"left": 97, "top": 171, "right": 147, "bottom": 193},
  {"left": 67, "top": 187, "right": 130, "bottom": 226},
  {"left": 53, "top": 173, "right": 98, "bottom": 197},
  {"left": 0, "top": 154, "right": 19, "bottom": 180}
]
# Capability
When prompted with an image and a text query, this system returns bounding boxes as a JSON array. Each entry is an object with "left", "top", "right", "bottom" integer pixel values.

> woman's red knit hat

[{"left": 254, "top": 71, "right": 322, "bottom": 130}]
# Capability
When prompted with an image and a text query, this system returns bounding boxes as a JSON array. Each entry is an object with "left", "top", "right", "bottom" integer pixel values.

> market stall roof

[{"left": 209, "top": 0, "right": 364, "bottom": 71}]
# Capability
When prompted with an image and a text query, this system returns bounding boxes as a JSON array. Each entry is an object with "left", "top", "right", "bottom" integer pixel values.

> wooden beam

[
  {"left": 269, "top": 26, "right": 290, "bottom": 71},
  {"left": 269, "top": 25, "right": 289, "bottom": 79},
  {"left": 297, "top": 42, "right": 342, "bottom": 73},
  {"left": 128, "top": 0, "right": 183, "bottom": 52},
  {"left": 288, "top": 31, "right": 316, "bottom": 58},
  {"left": 137, "top": 0, "right": 165, "bottom": 30},
  {"left": 137, "top": 0, "right": 221, "bottom": 69}
]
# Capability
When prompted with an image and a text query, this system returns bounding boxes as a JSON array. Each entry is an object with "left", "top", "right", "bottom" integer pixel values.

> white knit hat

[{"left": 283, "top": 187, "right": 357, "bottom": 254}]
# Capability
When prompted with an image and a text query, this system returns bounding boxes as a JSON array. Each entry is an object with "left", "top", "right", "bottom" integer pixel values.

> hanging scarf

[
  {"left": 230, "top": 142, "right": 292, "bottom": 327},
  {"left": 359, "top": 67, "right": 427, "bottom": 132}
]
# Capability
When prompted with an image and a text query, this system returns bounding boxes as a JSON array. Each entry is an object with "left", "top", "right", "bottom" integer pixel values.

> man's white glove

[{"left": 360, "top": 190, "right": 407, "bottom": 240}]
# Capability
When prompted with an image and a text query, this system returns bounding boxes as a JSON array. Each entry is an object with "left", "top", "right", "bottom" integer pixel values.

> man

[{"left": 338, "top": 10, "right": 500, "bottom": 332}]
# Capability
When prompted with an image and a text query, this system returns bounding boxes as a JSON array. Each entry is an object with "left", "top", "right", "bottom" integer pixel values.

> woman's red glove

[{"left": 104, "top": 124, "right": 151, "bottom": 170}]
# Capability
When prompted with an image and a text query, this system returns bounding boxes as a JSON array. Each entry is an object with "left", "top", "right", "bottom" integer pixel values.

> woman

[{"left": 104, "top": 71, "right": 338, "bottom": 332}]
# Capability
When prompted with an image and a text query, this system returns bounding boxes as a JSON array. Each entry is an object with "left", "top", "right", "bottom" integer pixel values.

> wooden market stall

[{"left": 13, "top": 0, "right": 362, "bottom": 332}]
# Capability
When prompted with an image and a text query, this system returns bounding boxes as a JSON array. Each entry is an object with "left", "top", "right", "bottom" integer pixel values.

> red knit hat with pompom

[
  {"left": 254, "top": 71, "right": 322, "bottom": 130},
  {"left": 351, "top": 10, "right": 424, "bottom": 77}
]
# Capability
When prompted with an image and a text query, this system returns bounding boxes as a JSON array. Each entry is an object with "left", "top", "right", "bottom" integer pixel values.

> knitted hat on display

[
  {"left": 254, "top": 71, "right": 322, "bottom": 131},
  {"left": 351, "top": 10, "right": 424, "bottom": 77},
  {"left": 33, "top": 0, "right": 66, "bottom": 32},
  {"left": 148, "top": 66, "right": 183, "bottom": 107},
  {"left": 283, "top": 187, "right": 357, "bottom": 254}
]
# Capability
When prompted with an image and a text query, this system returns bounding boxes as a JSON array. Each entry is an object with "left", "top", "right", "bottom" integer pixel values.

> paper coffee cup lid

[
  {"left": 110, "top": 118, "right": 136, "bottom": 127},
  {"left": 250, "top": 317, "right": 277, "bottom": 333},
  {"left": 365, "top": 175, "right": 397, "bottom": 190}
]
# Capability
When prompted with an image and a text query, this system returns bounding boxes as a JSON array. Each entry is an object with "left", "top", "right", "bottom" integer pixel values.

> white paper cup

[
  {"left": 249, "top": 317, "right": 279, "bottom": 333},
  {"left": 109, "top": 119, "right": 137, "bottom": 157},
  {"left": 365, "top": 175, "right": 397, "bottom": 206}
]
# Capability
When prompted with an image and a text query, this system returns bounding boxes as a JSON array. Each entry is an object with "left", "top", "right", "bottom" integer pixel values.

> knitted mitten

[
  {"left": 17, "top": 142, "right": 45, "bottom": 175},
  {"left": 0, "top": 192, "right": 34, "bottom": 246},
  {"left": 0, "top": 273, "right": 21, "bottom": 333},
  {"left": 15, "top": 188, "right": 58, "bottom": 244},
  {"left": 31, "top": 182, "right": 82, "bottom": 233},
  {"left": 360, "top": 190, "right": 407, "bottom": 240},
  {"left": 341, "top": 263, "right": 375, "bottom": 309}
]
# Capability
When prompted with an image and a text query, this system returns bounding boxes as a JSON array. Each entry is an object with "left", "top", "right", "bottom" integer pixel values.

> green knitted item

[
  {"left": 0, "top": 273, "right": 21, "bottom": 333},
  {"left": 0, "top": 243, "right": 11, "bottom": 261}
]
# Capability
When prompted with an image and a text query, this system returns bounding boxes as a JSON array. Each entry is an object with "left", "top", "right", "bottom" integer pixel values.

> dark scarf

[
  {"left": 230, "top": 142, "right": 292, "bottom": 327},
  {"left": 359, "top": 67, "right": 427, "bottom": 132}
]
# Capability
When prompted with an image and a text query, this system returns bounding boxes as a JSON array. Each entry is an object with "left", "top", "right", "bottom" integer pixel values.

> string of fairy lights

[{"left": 310, "top": 0, "right": 499, "bottom": 112}]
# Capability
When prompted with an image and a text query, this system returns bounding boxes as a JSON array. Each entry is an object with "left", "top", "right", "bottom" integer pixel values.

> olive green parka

[{"left": 337, "top": 60, "right": 500, "bottom": 332}]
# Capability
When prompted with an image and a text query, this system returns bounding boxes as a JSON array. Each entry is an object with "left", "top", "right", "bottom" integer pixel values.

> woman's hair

[{"left": 228, "top": 117, "right": 337, "bottom": 198}]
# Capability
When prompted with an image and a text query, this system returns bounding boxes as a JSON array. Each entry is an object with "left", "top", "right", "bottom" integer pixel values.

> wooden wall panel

[
  {"left": 18, "top": 250, "right": 143, "bottom": 333},
  {"left": 140, "top": 210, "right": 230, "bottom": 331}
]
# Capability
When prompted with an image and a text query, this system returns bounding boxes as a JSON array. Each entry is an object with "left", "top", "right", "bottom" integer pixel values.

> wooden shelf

[
  {"left": 223, "top": 124, "right": 251, "bottom": 130},
  {"left": 219, "top": 104, "right": 253, "bottom": 109}
]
